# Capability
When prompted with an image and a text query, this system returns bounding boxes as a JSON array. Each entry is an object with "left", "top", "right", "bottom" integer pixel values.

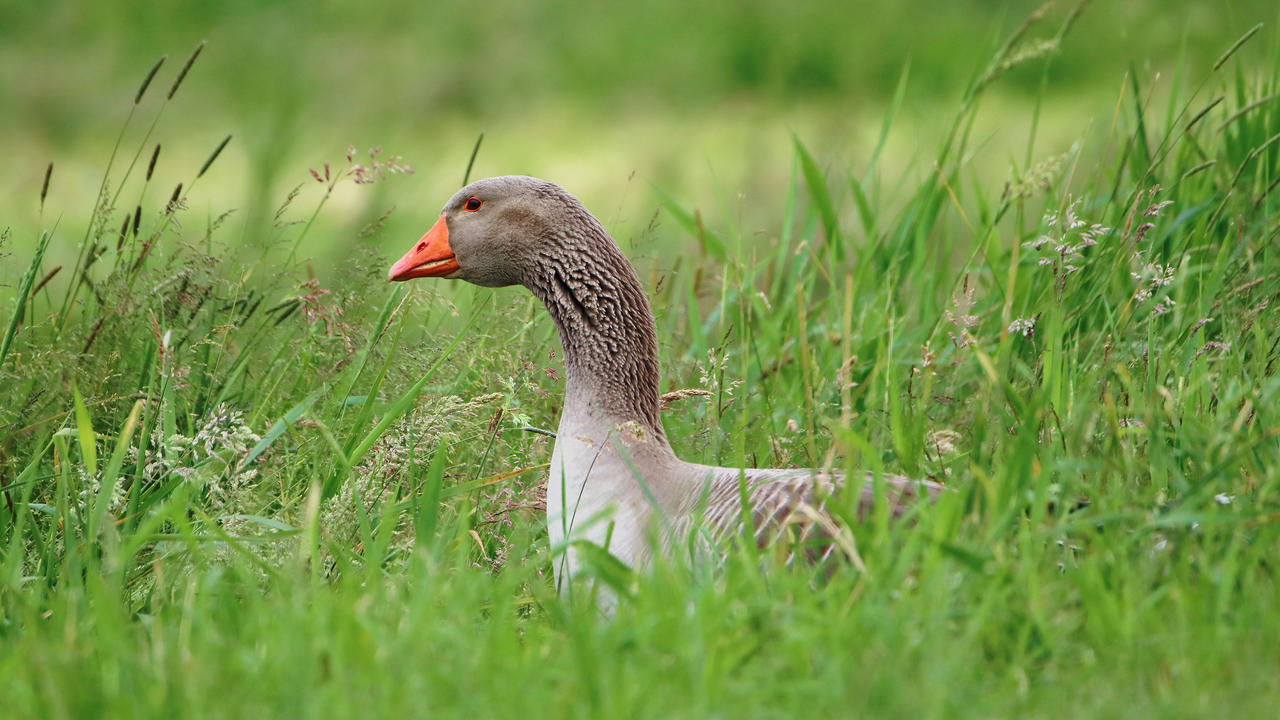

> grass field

[{"left": 3, "top": 3, "right": 1280, "bottom": 718}]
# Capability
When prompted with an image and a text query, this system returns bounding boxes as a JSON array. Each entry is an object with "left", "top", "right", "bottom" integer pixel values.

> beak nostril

[{"left": 417, "top": 242, "right": 427, "bottom": 251}]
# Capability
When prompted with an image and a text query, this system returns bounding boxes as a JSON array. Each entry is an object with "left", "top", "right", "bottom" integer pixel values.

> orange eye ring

[{"left": 464, "top": 196, "right": 482, "bottom": 212}]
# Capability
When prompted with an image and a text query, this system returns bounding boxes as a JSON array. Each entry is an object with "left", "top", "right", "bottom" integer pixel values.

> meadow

[{"left": 2, "top": 2, "right": 1280, "bottom": 717}]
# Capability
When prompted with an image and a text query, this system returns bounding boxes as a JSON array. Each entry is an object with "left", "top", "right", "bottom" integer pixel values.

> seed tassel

[
  {"left": 134, "top": 56, "right": 166, "bottom": 104},
  {"left": 197, "top": 135, "right": 232, "bottom": 178},
  {"left": 146, "top": 144, "right": 162, "bottom": 181},
  {"left": 167, "top": 41, "right": 205, "bottom": 100}
]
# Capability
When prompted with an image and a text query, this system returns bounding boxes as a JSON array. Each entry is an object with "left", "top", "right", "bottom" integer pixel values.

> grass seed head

[
  {"left": 39, "top": 162, "right": 53, "bottom": 210},
  {"left": 1008, "top": 316, "right": 1037, "bottom": 337},
  {"left": 167, "top": 41, "right": 205, "bottom": 100},
  {"left": 197, "top": 135, "right": 231, "bottom": 178},
  {"left": 134, "top": 56, "right": 165, "bottom": 104},
  {"left": 944, "top": 277, "right": 979, "bottom": 350},
  {"left": 1214, "top": 22, "right": 1263, "bottom": 71},
  {"left": 166, "top": 182, "right": 183, "bottom": 213},
  {"left": 1005, "top": 151, "right": 1067, "bottom": 200},
  {"left": 146, "top": 143, "right": 161, "bottom": 181},
  {"left": 999, "top": 38, "right": 1060, "bottom": 75}
]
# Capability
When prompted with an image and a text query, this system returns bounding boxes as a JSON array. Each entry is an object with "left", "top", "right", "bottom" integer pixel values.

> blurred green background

[{"left": 2, "top": 0, "right": 1275, "bottom": 267}]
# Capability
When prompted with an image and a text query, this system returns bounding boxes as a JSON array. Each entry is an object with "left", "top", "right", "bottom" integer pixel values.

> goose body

[{"left": 389, "top": 176, "right": 940, "bottom": 586}]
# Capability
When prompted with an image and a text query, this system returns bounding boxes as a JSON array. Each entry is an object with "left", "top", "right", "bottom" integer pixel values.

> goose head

[
  {"left": 389, "top": 174, "right": 666, "bottom": 438},
  {"left": 388, "top": 175, "right": 596, "bottom": 288}
]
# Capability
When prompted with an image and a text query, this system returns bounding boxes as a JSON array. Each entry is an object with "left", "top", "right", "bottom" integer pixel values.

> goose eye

[{"left": 464, "top": 196, "right": 483, "bottom": 212}]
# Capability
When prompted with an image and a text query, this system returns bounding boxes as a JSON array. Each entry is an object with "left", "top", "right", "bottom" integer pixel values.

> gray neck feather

[{"left": 522, "top": 220, "right": 667, "bottom": 443}]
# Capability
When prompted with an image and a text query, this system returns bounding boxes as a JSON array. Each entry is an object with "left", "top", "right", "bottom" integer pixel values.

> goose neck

[{"left": 526, "top": 240, "right": 668, "bottom": 445}]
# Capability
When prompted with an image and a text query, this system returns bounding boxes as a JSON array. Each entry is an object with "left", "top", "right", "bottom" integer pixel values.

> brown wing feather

[{"left": 685, "top": 466, "right": 943, "bottom": 566}]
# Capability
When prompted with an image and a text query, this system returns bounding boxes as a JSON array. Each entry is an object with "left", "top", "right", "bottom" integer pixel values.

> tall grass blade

[
  {"left": 868, "top": 60, "right": 911, "bottom": 174},
  {"left": 462, "top": 131, "right": 484, "bottom": 186},
  {"left": 1, "top": 441, "right": 48, "bottom": 589},
  {"left": 793, "top": 135, "right": 841, "bottom": 252},
  {"left": 240, "top": 390, "right": 323, "bottom": 470},
  {"left": 1, "top": 230, "right": 52, "bottom": 371},
  {"left": 89, "top": 399, "right": 143, "bottom": 540},
  {"left": 847, "top": 171, "right": 877, "bottom": 239},
  {"left": 330, "top": 303, "right": 483, "bottom": 497},
  {"left": 653, "top": 186, "right": 727, "bottom": 262},
  {"left": 338, "top": 286, "right": 407, "bottom": 434},
  {"left": 72, "top": 384, "right": 98, "bottom": 478},
  {"left": 414, "top": 442, "right": 448, "bottom": 548}
]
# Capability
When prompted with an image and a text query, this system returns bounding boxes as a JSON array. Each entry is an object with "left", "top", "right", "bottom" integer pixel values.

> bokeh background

[{"left": 1, "top": 0, "right": 1275, "bottom": 267}]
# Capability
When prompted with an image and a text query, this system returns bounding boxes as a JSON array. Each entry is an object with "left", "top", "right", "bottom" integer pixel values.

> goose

[{"left": 389, "top": 176, "right": 942, "bottom": 591}]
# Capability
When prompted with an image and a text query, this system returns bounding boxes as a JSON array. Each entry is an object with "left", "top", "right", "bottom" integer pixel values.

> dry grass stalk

[
  {"left": 32, "top": 266, "right": 61, "bottom": 296},
  {"left": 81, "top": 318, "right": 105, "bottom": 355},
  {"left": 659, "top": 388, "right": 712, "bottom": 411}
]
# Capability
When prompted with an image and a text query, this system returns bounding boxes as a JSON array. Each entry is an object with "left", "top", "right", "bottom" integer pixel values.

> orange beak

[{"left": 388, "top": 215, "right": 460, "bottom": 281}]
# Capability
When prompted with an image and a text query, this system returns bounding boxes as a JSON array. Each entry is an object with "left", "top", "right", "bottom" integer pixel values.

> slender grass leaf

[
  {"left": 415, "top": 438, "right": 449, "bottom": 548},
  {"left": 847, "top": 171, "right": 877, "bottom": 239},
  {"left": 240, "top": 390, "right": 322, "bottom": 470},
  {"left": 89, "top": 399, "right": 143, "bottom": 539},
  {"left": 653, "top": 185, "right": 727, "bottom": 262},
  {"left": 793, "top": 135, "right": 840, "bottom": 251},
  {"left": 1, "top": 230, "right": 52, "bottom": 371},
  {"left": 72, "top": 384, "right": 98, "bottom": 478},
  {"left": 2, "top": 439, "right": 49, "bottom": 589},
  {"left": 336, "top": 303, "right": 482, "bottom": 494}
]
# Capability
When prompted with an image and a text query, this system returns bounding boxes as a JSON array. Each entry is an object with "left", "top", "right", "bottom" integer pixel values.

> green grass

[{"left": 3, "top": 9, "right": 1280, "bottom": 719}]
